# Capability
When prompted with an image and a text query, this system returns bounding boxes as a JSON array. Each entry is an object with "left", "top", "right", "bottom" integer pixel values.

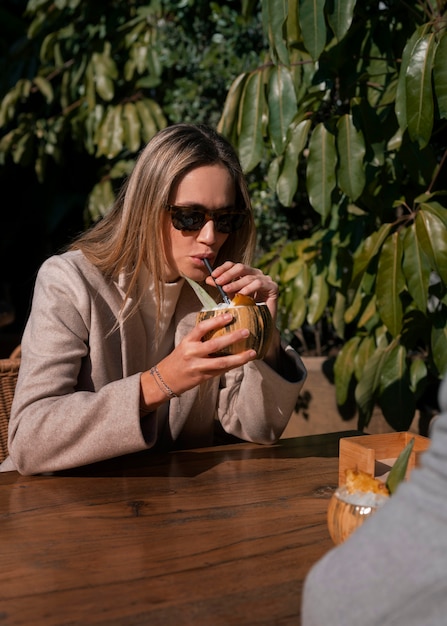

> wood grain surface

[{"left": 0, "top": 431, "right": 357, "bottom": 625}]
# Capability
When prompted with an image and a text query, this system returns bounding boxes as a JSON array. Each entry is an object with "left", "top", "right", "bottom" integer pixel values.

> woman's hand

[
  {"left": 205, "top": 261, "right": 282, "bottom": 368},
  {"left": 140, "top": 312, "right": 258, "bottom": 409},
  {"left": 204, "top": 261, "right": 279, "bottom": 323},
  {"left": 140, "top": 263, "right": 283, "bottom": 411}
]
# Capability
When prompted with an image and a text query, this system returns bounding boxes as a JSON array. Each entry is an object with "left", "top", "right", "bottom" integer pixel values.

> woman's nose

[{"left": 196, "top": 219, "right": 217, "bottom": 244}]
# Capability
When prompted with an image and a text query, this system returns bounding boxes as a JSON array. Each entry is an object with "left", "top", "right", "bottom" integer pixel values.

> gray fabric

[
  {"left": 301, "top": 377, "right": 447, "bottom": 626},
  {"left": 1, "top": 250, "right": 306, "bottom": 475}
]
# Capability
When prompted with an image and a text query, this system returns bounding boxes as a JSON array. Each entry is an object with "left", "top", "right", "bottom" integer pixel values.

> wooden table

[{"left": 0, "top": 431, "right": 356, "bottom": 625}]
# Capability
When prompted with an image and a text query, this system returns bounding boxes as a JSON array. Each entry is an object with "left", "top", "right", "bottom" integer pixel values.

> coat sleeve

[
  {"left": 7, "top": 254, "right": 153, "bottom": 475},
  {"left": 216, "top": 341, "right": 307, "bottom": 444}
]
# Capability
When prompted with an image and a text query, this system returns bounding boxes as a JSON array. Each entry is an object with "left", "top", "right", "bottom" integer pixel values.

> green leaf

[
  {"left": 344, "top": 282, "right": 363, "bottom": 324},
  {"left": 306, "top": 123, "right": 337, "bottom": 221},
  {"left": 307, "top": 265, "right": 329, "bottom": 325},
  {"left": 238, "top": 70, "right": 266, "bottom": 173},
  {"left": 434, "top": 31, "right": 447, "bottom": 119},
  {"left": 386, "top": 437, "right": 415, "bottom": 495},
  {"left": 85, "top": 58, "right": 96, "bottom": 109},
  {"left": 96, "top": 105, "right": 124, "bottom": 159},
  {"left": 402, "top": 223, "right": 430, "bottom": 312},
  {"left": 267, "top": 155, "right": 281, "bottom": 190},
  {"left": 358, "top": 294, "right": 377, "bottom": 329},
  {"left": 415, "top": 209, "right": 447, "bottom": 285},
  {"left": 326, "top": 0, "right": 356, "bottom": 42},
  {"left": 379, "top": 344, "right": 415, "bottom": 431},
  {"left": 262, "top": 0, "right": 289, "bottom": 66},
  {"left": 286, "top": 0, "right": 301, "bottom": 43},
  {"left": 406, "top": 32, "right": 437, "bottom": 149},
  {"left": 420, "top": 201, "right": 447, "bottom": 229},
  {"left": 183, "top": 277, "right": 218, "bottom": 310},
  {"left": 276, "top": 118, "right": 311, "bottom": 206},
  {"left": 144, "top": 99, "right": 166, "bottom": 131},
  {"left": 327, "top": 237, "right": 343, "bottom": 288},
  {"left": 355, "top": 346, "right": 388, "bottom": 429},
  {"left": 33, "top": 76, "right": 53, "bottom": 103},
  {"left": 242, "top": 0, "right": 258, "bottom": 18},
  {"left": 267, "top": 66, "right": 298, "bottom": 155},
  {"left": 354, "top": 336, "right": 376, "bottom": 382},
  {"left": 287, "top": 274, "right": 308, "bottom": 330},
  {"left": 352, "top": 223, "right": 392, "bottom": 285},
  {"left": 332, "top": 290, "right": 346, "bottom": 338},
  {"left": 395, "top": 26, "right": 425, "bottom": 131},
  {"left": 376, "top": 231, "right": 405, "bottom": 338},
  {"left": 217, "top": 73, "right": 248, "bottom": 142},
  {"left": 12, "top": 131, "right": 33, "bottom": 166},
  {"left": 92, "top": 43, "right": 118, "bottom": 102},
  {"left": 336, "top": 114, "right": 366, "bottom": 201},
  {"left": 0, "top": 129, "right": 15, "bottom": 159},
  {"left": 121, "top": 102, "right": 141, "bottom": 153},
  {"left": 410, "top": 357, "right": 427, "bottom": 396},
  {"left": 0, "top": 92, "right": 13, "bottom": 128},
  {"left": 351, "top": 223, "right": 393, "bottom": 288},
  {"left": 282, "top": 257, "right": 303, "bottom": 282},
  {"left": 135, "top": 100, "right": 157, "bottom": 143},
  {"left": 298, "top": 0, "right": 327, "bottom": 61},
  {"left": 27, "top": 9, "right": 47, "bottom": 38},
  {"left": 88, "top": 179, "right": 115, "bottom": 221},
  {"left": 334, "top": 336, "right": 360, "bottom": 405}
]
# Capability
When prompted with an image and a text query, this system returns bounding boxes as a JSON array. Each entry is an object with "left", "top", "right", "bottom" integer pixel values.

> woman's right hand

[{"left": 139, "top": 313, "right": 257, "bottom": 410}]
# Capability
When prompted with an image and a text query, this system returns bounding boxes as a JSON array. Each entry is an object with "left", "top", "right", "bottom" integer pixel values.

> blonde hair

[{"left": 70, "top": 123, "right": 256, "bottom": 322}]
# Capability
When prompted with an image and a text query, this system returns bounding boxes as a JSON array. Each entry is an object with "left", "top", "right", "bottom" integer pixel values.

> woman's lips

[{"left": 192, "top": 255, "right": 213, "bottom": 266}]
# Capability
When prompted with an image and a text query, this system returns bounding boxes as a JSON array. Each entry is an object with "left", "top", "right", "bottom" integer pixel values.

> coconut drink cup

[
  {"left": 327, "top": 485, "right": 388, "bottom": 545},
  {"left": 197, "top": 298, "right": 273, "bottom": 359},
  {"left": 327, "top": 437, "right": 418, "bottom": 545},
  {"left": 185, "top": 273, "right": 274, "bottom": 360}
]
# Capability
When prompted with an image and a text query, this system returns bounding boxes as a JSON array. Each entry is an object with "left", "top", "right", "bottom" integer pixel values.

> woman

[{"left": 1, "top": 123, "right": 306, "bottom": 475}]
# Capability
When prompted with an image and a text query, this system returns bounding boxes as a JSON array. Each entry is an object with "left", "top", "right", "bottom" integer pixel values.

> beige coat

[{"left": 1, "top": 251, "right": 306, "bottom": 475}]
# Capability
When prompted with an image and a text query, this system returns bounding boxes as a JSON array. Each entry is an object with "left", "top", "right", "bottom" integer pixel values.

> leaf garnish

[
  {"left": 184, "top": 275, "right": 218, "bottom": 310},
  {"left": 386, "top": 437, "right": 415, "bottom": 495}
]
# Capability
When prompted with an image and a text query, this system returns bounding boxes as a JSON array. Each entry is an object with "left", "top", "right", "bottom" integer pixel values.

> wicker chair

[{"left": 0, "top": 345, "right": 21, "bottom": 463}]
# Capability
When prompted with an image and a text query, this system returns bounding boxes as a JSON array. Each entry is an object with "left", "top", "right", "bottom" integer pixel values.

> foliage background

[
  {"left": 1, "top": 0, "right": 447, "bottom": 432},
  {"left": 0, "top": 0, "right": 295, "bottom": 334},
  {"left": 218, "top": 0, "right": 447, "bottom": 430}
]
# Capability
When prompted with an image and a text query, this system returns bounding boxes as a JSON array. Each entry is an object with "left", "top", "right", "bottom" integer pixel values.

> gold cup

[
  {"left": 197, "top": 302, "right": 273, "bottom": 359},
  {"left": 327, "top": 487, "right": 388, "bottom": 545}
]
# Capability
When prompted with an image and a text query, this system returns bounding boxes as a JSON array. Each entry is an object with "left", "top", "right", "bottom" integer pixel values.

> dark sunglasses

[{"left": 166, "top": 205, "right": 247, "bottom": 234}]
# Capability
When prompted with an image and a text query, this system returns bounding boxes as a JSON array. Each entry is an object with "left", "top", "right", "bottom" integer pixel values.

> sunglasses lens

[
  {"left": 170, "top": 207, "right": 247, "bottom": 233},
  {"left": 172, "top": 210, "right": 205, "bottom": 231},
  {"left": 216, "top": 212, "right": 246, "bottom": 233}
]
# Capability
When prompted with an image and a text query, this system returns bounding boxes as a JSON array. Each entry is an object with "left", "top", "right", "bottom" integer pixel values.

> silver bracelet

[{"left": 150, "top": 365, "right": 179, "bottom": 399}]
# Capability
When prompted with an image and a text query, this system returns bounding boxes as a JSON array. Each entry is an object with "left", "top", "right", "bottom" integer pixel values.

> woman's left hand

[
  {"left": 205, "top": 261, "right": 283, "bottom": 368},
  {"left": 205, "top": 261, "right": 279, "bottom": 323}
]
